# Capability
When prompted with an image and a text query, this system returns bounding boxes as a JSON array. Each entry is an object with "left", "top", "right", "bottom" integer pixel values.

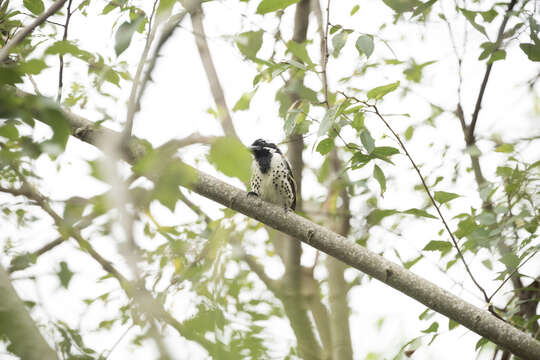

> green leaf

[
  {"left": 0, "top": 67, "right": 23, "bottom": 85},
  {"left": 318, "top": 105, "right": 339, "bottom": 137},
  {"left": 115, "top": 17, "right": 144, "bottom": 56},
  {"left": 332, "top": 31, "right": 348, "bottom": 58},
  {"left": 351, "top": 111, "right": 365, "bottom": 131},
  {"left": 360, "top": 129, "right": 375, "bottom": 154},
  {"left": 403, "top": 208, "right": 437, "bottom": 219},
  {"left": 45, "top": 41, "right": 94, "bottom": 62},
  {"left": 367, "top": 81, "right": 400, "bottom": 100},
  {"left": 458, "top": 8, "right": 487, "bottom": 36},
  {"left": 488, "top": 49, "right": 506, "bottom": 63},
  {"left": 449, "top": 319, "right": 459, "bottom": 330},
  {"left": 284, "top": 101, "right": 309, "bottom": 135},
  {"left": 23, "top": 0, "right": 44, "bottom": 15},
  {"left": 63, "top": 198, "right": 86, "bottom": 226},
  {"left": 286, "top": 40, "right": 314, "bottom": 66},
  {"left": 495, "top": 143, "right": 514, "bottom": 153},
  {"left": 372, "top": 146, "right": 399, "bottom": 157},
  {"left": 316, "top": 138, "right": 334, "bottom": 155},
  {"left": 350, "top": 4, "right": 360, "bottom": 15},
  {"left": 421, "top": 322, "right": 439, "bottom": 333},
  {"left": 475, "top": 337, "right": 489, "bottom": 351},
  {"left": 351, "top": 152, "right": 374, "bottom": 169},
  {"left": 382, "top": 0, "right": 420, "bottom": 13},
  {"left": 480, "top": 9, "right": 497, "bottom": 23},
  {"left": 208, "top": 137, "right": 252, "bottom": 184},
  {"left": 455, "top": 216, "right": 477, "bottom": 238},
  {"left": 0, "top": 122, "right": 19, "bottom": 140},
  {"left": 236, "top": 30, "right": 263, "bottom": 59},
  {"left": 519, "top": 43, "right": 540, "bottom": 61},
  {"left": 367, "top": 209, "right": 398, "bottom": 225},
  {"left": 404, "top": 255, "right": 422, "bottom": 269},
  {"left": 257, "top": 0, "right": 300, "bottom": 14},
  {"left": 233, "top": 89, "right": 256, "bottom": 111},
  {"left": 403, "top": 60, "right": 436, "bottom": 83},
  {"left": 329, "top": 25, "right": 341, "bottom": 35},
  {"left": 500, "top": 252, "right": 520, "bottom": 269},
  {"left": 412, "top": 0, "right": 437, "bottom": 18},
  {"left": 404, "top": 125, "right": 414, "bottom": 140},
  {"left": 18, "top": 59, "right": 47, "bottom": 75},
  {"left": 157, "top": 0, "right": 175, "bottom": 18},
  {"left": 433, "top": 191, "right": 460, "bottom": 204},
  {"left": 355, "top": 35, "right": 374, "bottom": 58},
  {"left": 423, "top": 240, "right": 452, "bottom": 254},
  {"left": 373, "top": 165, "right": 386, "bottom": 196},
  {"left": 155, "top": 161, "right": 197, "bottom": 211},
  {"left": 57, "top": 261, "right": 74, "bottom": 289}
]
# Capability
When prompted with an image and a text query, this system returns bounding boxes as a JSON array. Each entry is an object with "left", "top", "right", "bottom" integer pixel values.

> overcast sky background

[{"left": 1, "top": 0, "right": 539, "bottom": 359}]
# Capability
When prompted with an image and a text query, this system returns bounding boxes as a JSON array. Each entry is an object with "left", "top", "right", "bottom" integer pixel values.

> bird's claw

[{"left": 247, "top": 191, "right": 258, "bottom": 198}]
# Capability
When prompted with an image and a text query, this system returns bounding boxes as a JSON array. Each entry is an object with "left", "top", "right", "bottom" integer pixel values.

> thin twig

[
  {"left": 370, "top": 104, "right": 490, "bottom": 302},
  {"left": 19, "top": 11, "right": 65, "bottom": 27},
  {"left": 0, "top": 0, "right": 68, "bottom": 63},
  {"left": 102, "top": 323, "right": 134, "bottom": 360},
  {"left": 2, "top": 168, "right": 217, "bottom": 350},
  {"left": 488, "top": 251, "right": 538, "bottom": 302},
  {"left": 123, "top": 0, "right": 160, "bottom": 140},
  {"left": 334, "top": 92, "right": 491, "bottom": 302},
  {"left": 321, "top": 0, "right": 330, "bottom": 106},
  {"left": 468, "top": 0, "right": 518, "bottom": 142},
  {"left": 57, "top": 0, "right": 73, "bottom": 103}
]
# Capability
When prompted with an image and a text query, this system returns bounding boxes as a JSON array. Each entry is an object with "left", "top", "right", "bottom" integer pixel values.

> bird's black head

[
  {"left": 249, "top": 139, "right": 282, "bottom": 156},
  {"left": 249, "top": 139, "right": 281, "bottom": 174}
]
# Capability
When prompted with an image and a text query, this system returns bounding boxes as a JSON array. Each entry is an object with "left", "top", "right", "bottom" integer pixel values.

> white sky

[{"left": 1, "top": 0, "right": 539, "bottom": 359}]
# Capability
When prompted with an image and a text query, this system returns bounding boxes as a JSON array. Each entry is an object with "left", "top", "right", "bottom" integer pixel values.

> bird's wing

[{"left": 283, "top": 157, "right": 297, "bottom": 210}]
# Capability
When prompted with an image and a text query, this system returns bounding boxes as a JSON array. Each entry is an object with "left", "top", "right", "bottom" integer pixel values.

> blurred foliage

[{"left": 0, "top": 0, "right": 539, "bottom": 359}]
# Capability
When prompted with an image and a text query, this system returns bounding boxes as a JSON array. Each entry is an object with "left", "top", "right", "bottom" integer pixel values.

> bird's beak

[{"left": 249, "top": 145, "right": 260, "bottom": 152}]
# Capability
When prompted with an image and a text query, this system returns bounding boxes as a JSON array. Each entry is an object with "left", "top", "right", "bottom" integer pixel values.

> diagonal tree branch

[
  {"left": 0, "top": 177, "right": 217, "bottom": 354},
  {"left": 7, "top": 86, "right": 540, "bottom": 359},
  {"left": 123, "top": 0, "right": 160, "bottom": 139},
  {"left": 189, "top": 4, "right": 238, "bottom": 139},
  {"left": 0, "top": 0, "right": 68, "bottom": 63},
  {"left": 467, "top": 0, "right": 518, "bottom": 141}
]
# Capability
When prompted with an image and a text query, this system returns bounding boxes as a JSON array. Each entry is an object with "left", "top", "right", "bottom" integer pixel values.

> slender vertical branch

[
  {"left": 123, "top": 0, "right": 160, "bottom": 140},
  {"left": 189, "top": 4, "right": 238, "bottom": 139},
  {"left": 321, "top": 0, "right": 330, "bottom": 105},
  {"left": 56, "top": 0, "right": 73, "bottom": 103},
  {"left": 0, "top": 0, "right": 68, "bottom": 63},
  {"left": 317, "top": 1, "right": 354, "bottom": 357},
  {"left": 468, "top": 0, "right": 518, "bottom": 140}
]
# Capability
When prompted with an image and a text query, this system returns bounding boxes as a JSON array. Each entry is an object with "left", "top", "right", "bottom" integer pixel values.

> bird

[{"left": 248, "top": 139, "right": 297, "bottom": 211}]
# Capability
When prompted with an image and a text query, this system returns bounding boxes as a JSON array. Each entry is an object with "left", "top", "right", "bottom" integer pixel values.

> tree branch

[
  {"left": 189, "top": 5, "right": 238, "bottom": 139},
  {"left": 123, "top": 0, "right": 160, "bottom": 139},
  {"left": 56, "top": 0, "right": 73, "bottom": 103},
  {"left": 0, "top": 0, "right": 68, "bottom": 63},
  {"left": 468, "top": 0, "right": 518, "bottom": 141},
  {"left": 0, "top": 178, "right": 217, "bottom": 354},
  {"left": 9, "top": 86, "right": 540, "bottom": 359}
]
